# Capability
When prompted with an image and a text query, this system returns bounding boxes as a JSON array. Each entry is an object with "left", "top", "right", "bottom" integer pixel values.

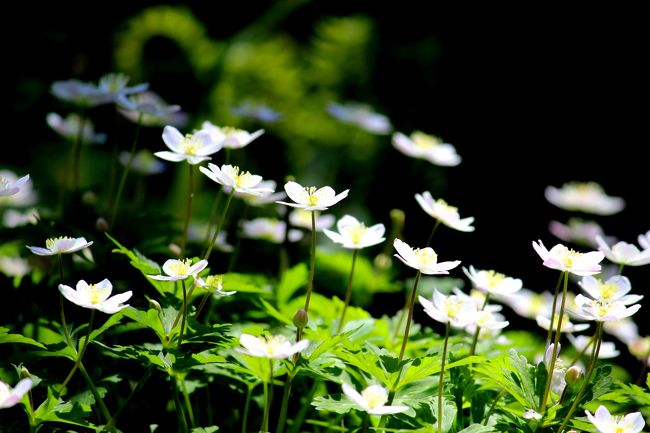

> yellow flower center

[
  {"left": 46, "top": 236, "right": 71, "bottom": 251},
  {"left": 231, "top": 166, "right": 253, "bottom": 188},
  {"left": 221, "top": 126, "right": 240, "bottom": 136},
  {"left": 180, "top": 134, "right": 201, "bottom": 155},
  {"left": 205, "top": 275, "right": 223, "bottom": 290},
  {"left": 435, "top": 199, "right": 458, "bottom": 213},
  {"left": 264, "top": 335, "right": 288, "bottom": 356},
  {"left": 414, "top": 248, "right": 437, "bottom": 266},
  {"left": 87, "top": 284, "right": 109, "bottom": 304},
  {"left": 306, "top": 186, "right": 319, "bottom": 206},
  {"left": 412, "top": 131, "right": 442, "bottom": 149},
  {"left": 484, "top": 270, "right": 506, "bottom": 287},
  {"left": 361, "top": 387, "right": 387, "bottom": 409},
  {"left": 168, "top": 259, "right": 192, "bottom": 276},
  {"left": 0, "top": 176, "right": 9, "bottom": 188},
  {"left": 443, "top": 298, "right": 461, "bottom": 319},
  {"left": 344, "top": 224, "right": 367, "bottom": 245},
  {"left": 560, "top": 247, "right": 580, "bottom": 268},
  {"left": 599, "top": 282, "right": 618, "bottom": 299}
]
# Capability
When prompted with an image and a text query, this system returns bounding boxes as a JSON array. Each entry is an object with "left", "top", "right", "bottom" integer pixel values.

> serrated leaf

[
  {"left": 191, "top": 427, "right": 219, "bottom": 433},
  {"left": 88, "top": 310, "right": 126, "bottom": 341},
  {"left": 456, "top": 424, "right": 496, "bottom": 433},
  {"left": 311, "top": 393, "right": 357, "bottom": 414},
  {"left": 0, "top": 327, "right": 46, "bottom": 348},
  {"left": 399, "top": 355, "right": 484, "bottom": 390},
  {"left": 259, "top": 298, "right": 292, "bottom": 325}
]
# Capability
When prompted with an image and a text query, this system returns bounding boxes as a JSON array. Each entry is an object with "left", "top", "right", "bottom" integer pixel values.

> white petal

[
  {"left": 154, "top": 151, "right": 187, "bottom": 162},
  {"left": 284, "top": 182, "right": 309, "bottom": 205},
  {"left": 342, "top": 383, "right": 367, "bottom": 410},
  {"left": 162, "top": 126, "right": 184, "bottom": 152}
]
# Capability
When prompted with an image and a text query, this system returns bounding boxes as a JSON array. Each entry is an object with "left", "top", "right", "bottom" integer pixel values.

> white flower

[
  {"left": 392, "top": 131, "right": 461, "bottom": 166},
  {"left": 148, "top": 259, "right": 208, "bottom": 281},
  {"left": 58, "top": 279, "right": 132, "bottom": 314},
  {"left": 472, "top": 309, "right": 509, "bottom": 330},
  {"left": 187, "top": 225, "right": 234, "bottom": 253},
  {"left": 585, "top": 405, "right": 645, "bottom": 433},
  {"left": 237, "top": 334, "right": 309, "bottom": 359},
  {"left": 523, "top": 409, "right": 542, "bottom": 420},
  {"left": 572, "top": 295, "right": 641, "bottom": 322},
  {"left": 393, "top": 238, "right": 461, "bottom": 275},
  {"left": 289, "top": 209, "right": 335, "bottom": 231},
  {"left": 50, "top": 79, "right": 111, "bottom": 107},
  {"left": 195, "top": 275, "right": 235, "bottom": 297},
  {"left": 230, "top": 101, "right": 282, "bottom": 123},
  {"left": 637, "top": 230, "right": 650, "bottom": 250},
  {"left": 544, "top": 182, "right": 625, "bottom": 216},
  {"left": 567, "top": 334, "right": 619, "bottom": 359},
  {"left": 463, "top": 265, "right": 522, "bottom": 297},
  {"left": 201, "top": 121, "right": 264, "bottom": 149},
  {"left": 27, "top": 236, "right": 93, "bottom": 256},
  {"left": 155, "top": 126, "right": 221, "bottom": 165},
  {"left": 419, "top": 290, "right": 477, "bottom": 327},
  {"left": 532, "top": 240, "right": 604, "bottom": 276},
  {"left": 0, "top": 173, "right": 30, "bottom": 197},
  {"left": 96, "top": 73, "right": 149, "bottom": 103},
  {"left": 415, "top": 192, "right": 474, "bottom": 232},
  {"left": 3, "top": 208, "right": 38, "bottom": 229},
  {"left": 241, "top": 218, "right": 303, "bottom": 244},
  {"left": 200, "top": 164, "right": 274, "bottom": 197},
  {"left": 535, "top": 315, "right": 590, "bottom": 333},
  {"left": 46, "top": 112, "right": 107, "bottom": 145},
  {"left": 0, "top": 170, "right": 37, "bottom": 206},
  {"left": 494, "top": 289, "right": 555, "bottom": 320},
  {"left": 604, "top": 317, "right": 639, "bottom": 345},
  {"left": 548, "top": 218, "right": 611, "bottom": 248},
  {"left": 117, "top": 91, "right": 187, "bottom": 127},
  {"left": 341, "top": 383, "right": 408, "bottom": 415},
  {"left": 119, "top": 150, "right": 166, "bottom": 175},
  {"left": 240, "top": 181, "right": 286, "bottom": 207},
  {"left": 0, "top": 256, "right": 30, "bottom": 278},
  {"left": 0, "top": 378, "right": 33, "bottom": 409},
  {"left": 277, "top": 181, "right": 349, "bottom": 211},
  {"left": 595, "top": 235, "right": 650, "bottom": 267},
  {"left": 326, "top": 102, "right": 392, "bottom": 135},
  {"left": 323, "top": 215, "right": 385, "bottom": 250},
  {"left": 578, "top": 275, "right": 643, "bottom": 305}
]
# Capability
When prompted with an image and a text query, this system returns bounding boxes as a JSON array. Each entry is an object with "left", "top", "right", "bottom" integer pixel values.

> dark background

[{"left": 2, "top": 2, "right": 648, "bottom": 322}]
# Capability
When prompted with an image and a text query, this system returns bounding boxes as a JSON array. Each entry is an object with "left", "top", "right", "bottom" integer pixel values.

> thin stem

[
  {"left": 106, "top": 365, "right": 155, "bottom": 430},
  {"left": 57, "top": 256, "right": 74, "bottom": 348},
  {"left": 204, "top": 189, "right": 235, "bottom": 262},
  {"left": 60, "top": 310, "right": 95, "bottom": 392},
  {"left": 181, "top": 378, "right": 196, "bottom": 428},
  {"left": 178, "top": 279, "right": 188, "bottom": 350},
  {"left": 437, "top": 322, "right": 451, "bottom": 433},
  {"left": 70, "top": 107, "right": 87, "bottom": 192},
  {"left": 203, "top": 189, "right": 224, "bottom": 250},
  {"left": 545, "top": 273, "right": 564, "bottom": 348},
  {"left": 569, "top": 335, "right": 594, "bottom": 367},
  {"left": 336, "top": 249, "right": 359, "bottom": 334},
  {"left": 303, "top": 211, "right": 317, "bottom": 313},
  {"left": 109, "top": 112, "right": 143, "bottom": 227},
  {"left": 241, "top": 385, "right": 253, "bottom": 433},
  {"left": 469, "top": 293, "right": 491, "bottom": 356},
  {"left": 539, "top": 271, "right": 569, "bottom": 414},
  {"left": 261, "top": 374, "right": 271, "bottom": 433},
  {"left": 618, "top": 263, "right": 625, "bottom": 275},
  {"left": 172, "top": 378, "right": 189, "bottom": 433},
  {"left": 172, "top": 280, "right": 197, "bottom": 330},
  {"left": 227, "top": 203, "right": 250, "bottom": 272},
  {"left": 361, "top": 413, "right": 370, "bottom": 433},
  {"left": 78, "top": 362, "right": 113, "bottom": 427},
  {"left": 286, "top": 380, "right": 318, "bottom": 433},
  {"left": 397, "top": 270, "right": 422, "bottom": 364},
  {"left": 483, "top": 389, "right": 506, "bottom": 425},
  {"left": 276, "top": 375, "right": 293, "bottom": 433},
  {"left": 556, "top": 322, "right": 603, "bottom": 433},
  {"left": 390, "top": 306, "right": 407, "bottom": 347},
  {"left": 426, "top": 220, "right": 441, "bottom": 247},
  {"left": 180, "top": 163, "right": 195, "bottom": 257}
]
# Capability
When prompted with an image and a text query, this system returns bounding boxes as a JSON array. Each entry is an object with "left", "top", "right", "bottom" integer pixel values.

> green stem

[
  {"left": 539, "top": 271, "right": 569, "bottom": 414},
  {"left": 397, "top": 270, "right": 422, "bottom": 364},
  {"left": 70, "top": 107, "right": 87, "bottom": 192},
  {"left": 241, "top": 385, "right": 253, "bottom": 433},
  {"left": 109, "top": 112, "right": 143, "bottom": 227},
  {"left": 618, "top": 263, "right": 625, "bottom": 275},
  {"left": 437, "top": 322, "right": 451, "bottom": 433},
  {"left": 556, "top": 322, "right": 603, "bottom": 433},
  {"left": 303, "top": 211, "right": 317, "bottom": 313},
  {"left": 180, "top": 164, "right": 195, "bottom": 257},
  {"left": 106, "top": 365, "right": 155, "bottom": 430},
  {"left": 177, "top": 279, "right": 188, "bottom": 350},
  {"left": 203, "top": 189, "right": 235, "bottom": 261},
  {"left": 426, "top": 220, "right": 441, "bottom": 247},
  {"left": 203, "top": 189, "right": 223, "bottom": 250},
  {"left": 276, "top": 375, "right": 293, "bottom": 433},
  {"left": 545, "top": 273, "right": 564, "bottom": 348},
  {"left": 59, "top": 310, "right": 95, "bottom": 393},
  {"left": 286, "top": 380, "right": 318, "bottom": 433},
  {"left": 469, "top": 293, "right": 491, "bottom": 356},
  {"left": 336, "top": 249, "right": 358, "bottom": 334},
  {"left": 227, "top": 203, "right": 250, "bottom": 272},
  {"left": 361, "top": 413, "right": 370, "bottom": 433},
  {"left": 172, "top": 378, "right": 189, "bottom": 433},
  {"left": 483, "top": 389, "right": 506, "bottom": 425},
  {"left": 78, "top": 362, "right": 113, "bottom": 428},
  {"left": 181, "top": 378, "right": 196, "bottom": 428},
  {"left": 261, "top": 364, "right": 272, "bottom": 433}
]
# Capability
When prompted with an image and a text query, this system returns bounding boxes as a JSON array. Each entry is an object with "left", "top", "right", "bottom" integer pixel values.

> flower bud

[
  {"left": 95, "top": 217, "right": 109, "bottom": 232},
  {"left": 293, "top": 308, "right": 308, "bottom": 329},
  {"left": 374, "top": 253, "right": 392, "bottom": 271},
  {"left": 168, "top": 243, "right": 182, "bottom": 257},
  {"left": 149, "top": 299, "right": 163, "bottom": 314},
  {"left": 389, "top": 209, "right": 405, "bottom": 231},
  {"left": 565, "top": 365, "right": 584, "bottom": 386},
  {"left": 20, "top": 366, "right": 32, "bottom": 379}
]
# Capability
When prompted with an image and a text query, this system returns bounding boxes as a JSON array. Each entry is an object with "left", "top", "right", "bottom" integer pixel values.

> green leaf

[
  {"left": 259, "top": 298, "right": 292, "bottom": 325},
  {"left": 191, "top": 427, "right": 219, "bottom": 433},
  {"left": 276, "top": 263, "right": 307, "bottom": 306},
  {"left": 88, "top": 311, "right": 126, "bottom": 341},
  {"left": 399, "top": 355, "right": 484, "bottom": 390},
  {"left": 432, "top": 397, "right": 457, "bottom": 433},
  {"left": 456, "top": 424, "right": 496, "bottom": 433},
  {"left": 311, "top": 393, "right": 357, "bottom": 414},
  {"left": 121, "top": 307, "right": 167, "bottom": 342},
  {"left": 34, "top": 387, "right": 97, "bottom": 428},
  {"left": 0, "top": 327, "right": 46, "bottom": 348},
  {"left": 475, "top": 349, "right": 538, "bottom": 409}
]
